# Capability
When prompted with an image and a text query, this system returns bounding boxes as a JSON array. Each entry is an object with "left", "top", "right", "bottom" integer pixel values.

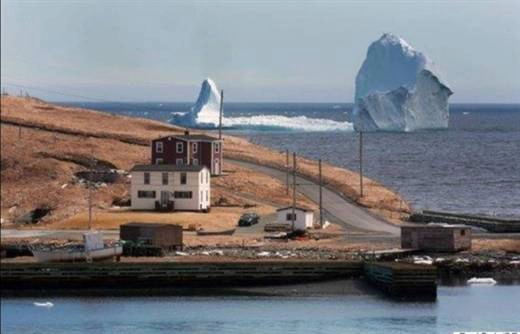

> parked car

[{"left": 238, "top": 213, "right": 260, "bottom": 227}]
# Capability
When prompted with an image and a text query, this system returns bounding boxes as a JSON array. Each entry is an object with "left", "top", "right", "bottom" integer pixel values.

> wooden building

[
  {"left": 130, "top": 164, "right": 210, "bottom": 212},
  {"left": 276, "top": 207, "right": 314, "bottom": 232},
  {"left": 120, "top": 223, "right": 183, "bottom": 249},
  {"left": 151, "top": 131, "right": 223, "bottom": 175},
  {"left": 401, "top": 224, "right": 471, "bottom": 252}
]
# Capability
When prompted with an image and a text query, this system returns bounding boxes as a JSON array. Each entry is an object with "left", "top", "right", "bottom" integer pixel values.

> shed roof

[
  {"left": 401, "top": 224, "right": 471, "bottom": 230},
  {"left": 122, "top": 222, "right": 181, "bottom": 228},
  {"left": 276, "top": 206, "right": 314, "bottom": 213},
  {"left": 130, "top": 164, "right": 206, "bottom": 172},
  {"left": 154, "top": 134, "right": 220, "bottom": 142}
]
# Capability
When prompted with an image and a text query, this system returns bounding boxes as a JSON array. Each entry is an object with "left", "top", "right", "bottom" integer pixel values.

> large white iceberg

[
  {"left": 173, "top": 78, "right": 222, "bottom": 128},
  {"left": 353, "top": 33, "right": 453, "bottom": 132}
]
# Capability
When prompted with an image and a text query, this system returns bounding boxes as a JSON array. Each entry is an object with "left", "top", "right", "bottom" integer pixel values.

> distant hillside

[{"left": 0, "top": 96, "right": 409, "bottom": 227}]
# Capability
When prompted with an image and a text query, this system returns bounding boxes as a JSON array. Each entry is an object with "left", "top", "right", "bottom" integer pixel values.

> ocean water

[
  {"left": 2, "top": 286, "right": 520, "bottom": 334},
  {"left": 60, "top": 102, "right": 520, "bottom": 217}
]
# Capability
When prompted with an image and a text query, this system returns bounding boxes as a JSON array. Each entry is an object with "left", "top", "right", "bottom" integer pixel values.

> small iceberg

[
  {"left": 467, "top": 277, "right": 497, "bottom": 285},
  {"left": 34, "top": 302, "right": 54, "bottom": 308},
  {"left": 170, "top": 78, "right": 353, "bottom": 132},
  {"left": 413, "top": 255, "right": 433, "bottom": 265}
]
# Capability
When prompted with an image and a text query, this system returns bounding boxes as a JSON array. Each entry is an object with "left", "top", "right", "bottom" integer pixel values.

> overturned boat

[{"left": 31, "top": 231, "right": 122, "bottom": 263}]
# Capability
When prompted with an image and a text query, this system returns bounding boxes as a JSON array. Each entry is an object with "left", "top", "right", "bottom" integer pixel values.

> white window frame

[
  {"left": 162, "top": 172, "right": 169, "bottom": 185},
  {"left": 193, "top": 142, "right": 198, "bottom": 153},
  {"left": 193, "top": 158, "right": 198, "bottom": 166},
  {"left": 176, "top": 158, "right": 183, "bottom": 167},
  {"left": 176, "top": 142, "right": 184, "bottom": 153},
  {"left": 214, "top": 142, "right": 219, "bottom": 153},
  {"left": 155, "top": 141, "right": 163, "bottom": 153},
  {"left": 155, "top": 158, "right": 163, "bottom": 164}
]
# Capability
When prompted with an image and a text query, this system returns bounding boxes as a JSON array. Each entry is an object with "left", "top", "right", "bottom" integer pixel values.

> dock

[
  {"left": 1, "top": 260, "right": 438, "bottom": 299},
  {"left": 363, "top": 262, "right": 437, "bottom": 299},
  {"left": 0, "top": 260, "right": 363, "bottom": 290},
  {"left": 410, "top": 210, "right": 520, "bottom": 233}
]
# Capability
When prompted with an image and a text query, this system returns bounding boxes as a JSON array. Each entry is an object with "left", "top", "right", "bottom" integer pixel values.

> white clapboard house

[
  {"left": 130, "top": 164, "right": 210, "bottom": 212},
  {"left": 276, "top": 206, "right": 314, "bottom": 231}
]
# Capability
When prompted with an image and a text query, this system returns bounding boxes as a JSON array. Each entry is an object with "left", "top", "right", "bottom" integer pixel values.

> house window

[
  {"left": 155, "top": 158, "right": 163, "bottom": 164},
  {"left": 144, "top": 172, "right": 150, "bottom": 185},
  {"left": 176, "top": 159, "right": 184, "bottom": 166},
  {"left": 460, "top": 230, "right": 466, "bottom": 236},
  {"left": 200, "top": 191, "right": 203, "bottom": 201},
  {"left": 155, "top": 141, "right": 163, "bottom": 153},
  {"left": 180, "top": 172, "right": 187, "bottom": 185},
  {"left": 138, "top": 190, "right": 155, "bottom": 198},
  {"left": 162, "top": 172, "right": 169, "bottom": 185},
  {"left": 206, "top": 190, "right": 208, "bottom": 201},
  {"left": 193, "top": 158, "right": 198, "bottom": 165},
  {"left": 206, "top": 171, "right": 209, "bottom": 184},
  {"left": 286, "top": 213, "right": 296, "bottom": 221},
  {"left": 176, "top": 142, "right": 184, "bottom": 153},
  {"left": 174, "top": 191, "right": 192, "bottom": 199},
  {"left": 193, "top": 143, "right": 198, "bottom": 153},
  {"left": 214, "top": 142, "right": 220, "bottom": 153}
]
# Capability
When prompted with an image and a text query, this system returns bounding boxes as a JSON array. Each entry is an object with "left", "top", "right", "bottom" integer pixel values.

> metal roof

[
  {"left": 130, "top": 164, "right": 207, "bottom": 172},
  {"left": 276, "top": 206, "right": 314, "bottom": 213},
  {"left": 154, "top": 134, "right": 221, "bottom": 142}
]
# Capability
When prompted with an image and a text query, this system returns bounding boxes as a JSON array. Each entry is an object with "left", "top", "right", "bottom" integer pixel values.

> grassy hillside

[{"left": 0, "top": 96, "right": 409, "bottom": 228}]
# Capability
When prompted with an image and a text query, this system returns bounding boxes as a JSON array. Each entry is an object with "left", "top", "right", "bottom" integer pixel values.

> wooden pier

[
  {"left": 1, "top": 260, "right": 438, "bottom": 299},
  {"left": 363, "top": 262, "right": 437, "bottom": 299},
  {"left": 1, "top": 260, "right": 363, "bottom": 291},
  {"left": 410, "top": 210, "right": 520, "bottom": 233}
]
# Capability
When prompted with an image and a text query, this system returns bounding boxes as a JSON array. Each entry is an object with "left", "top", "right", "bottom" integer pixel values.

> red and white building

[{"left": 151, "top": 131, "right": 223, "bottom": 175}]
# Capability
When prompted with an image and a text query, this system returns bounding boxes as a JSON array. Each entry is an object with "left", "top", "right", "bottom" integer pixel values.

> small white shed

[{"left": 276, "top": 206, "right": 314, "bottom": 231}]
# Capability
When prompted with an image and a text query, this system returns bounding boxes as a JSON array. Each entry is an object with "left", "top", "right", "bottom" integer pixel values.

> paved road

[{"left": 229, "top": 159, "right": 400, "bottom": 235}]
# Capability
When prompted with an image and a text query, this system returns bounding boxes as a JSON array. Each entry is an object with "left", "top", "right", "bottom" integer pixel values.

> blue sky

[{"left": 1, "top": 0, "right": 519, "bottom": 102}]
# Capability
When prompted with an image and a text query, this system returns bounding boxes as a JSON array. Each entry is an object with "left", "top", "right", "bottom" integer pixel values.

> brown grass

[{"left": 1, "top": 96, "right": 407, "bottom": 229}]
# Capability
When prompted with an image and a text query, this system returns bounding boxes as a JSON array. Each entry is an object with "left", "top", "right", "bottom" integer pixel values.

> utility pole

[
  {"left": 319, "top": 159, "right": 323, "bottom": 228},
  {"left": 286, "top": 149, "right": 289, "bottom": 195},
  {"left": 88, "top": 153, "right": 95, "bottom": 231},
  {"left": 359, "top": 131, "right": 364, "bottom": 197},
  {"left": 219, "top": 89, "right": 224, "bottom": 140},
  {"left": 291, "top": 152, "right": 296, "bottom": 232}
]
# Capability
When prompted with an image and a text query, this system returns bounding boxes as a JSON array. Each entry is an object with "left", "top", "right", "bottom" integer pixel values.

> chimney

[{"left": 184, "top": 129, "right": 190, "bottom": 136}]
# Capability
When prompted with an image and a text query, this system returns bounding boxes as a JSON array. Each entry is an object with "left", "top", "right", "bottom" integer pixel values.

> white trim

[
  {"left": 155, "top": 141, "right": 163, "bottom": 153},
  {"left": 193, "top": 142, "right": 198, "bottom": 153},
  {"left": 176, "top": 142, "right": 184, "bottom": 153},
  {"left": 155, "top": 158, "right": 163, "bottom": 164}
]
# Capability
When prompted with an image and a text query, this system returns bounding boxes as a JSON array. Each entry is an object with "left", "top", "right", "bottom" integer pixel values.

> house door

[{"left": 160, "top": 191, "right": 170, "bottom": 207}]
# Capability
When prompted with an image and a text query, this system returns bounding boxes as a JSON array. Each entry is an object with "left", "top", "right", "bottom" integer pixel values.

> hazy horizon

[{"left": 1, "top": 1, "right": 519, "bottom": 103}]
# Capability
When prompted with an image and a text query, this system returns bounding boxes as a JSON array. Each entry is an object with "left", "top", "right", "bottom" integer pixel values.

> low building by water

[{"left": 401, "top": 224, "right": 471, "bottom": 252}]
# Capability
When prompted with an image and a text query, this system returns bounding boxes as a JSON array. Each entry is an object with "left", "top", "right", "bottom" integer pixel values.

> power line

[{"left": 1, "top": 81, "right": 118, "bottom": 102}]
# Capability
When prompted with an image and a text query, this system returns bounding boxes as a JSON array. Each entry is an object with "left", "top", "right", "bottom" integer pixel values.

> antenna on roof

[{"left": 219, "top": 89, "right": 224, "bottom": 140}]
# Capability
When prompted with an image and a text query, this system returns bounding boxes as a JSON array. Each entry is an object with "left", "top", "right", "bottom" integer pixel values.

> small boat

[
  {"left": 196, "top": 228, "right": 236, "bottom": 236},
  {"left": 33, "top": 302, "right": 54, "bottom": 308},
  {"left": 31, "top": 231, "right": 122, "bottom": 263},
  {"left": 467, "top": 277, "right": 497, "bottom": 285}
]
